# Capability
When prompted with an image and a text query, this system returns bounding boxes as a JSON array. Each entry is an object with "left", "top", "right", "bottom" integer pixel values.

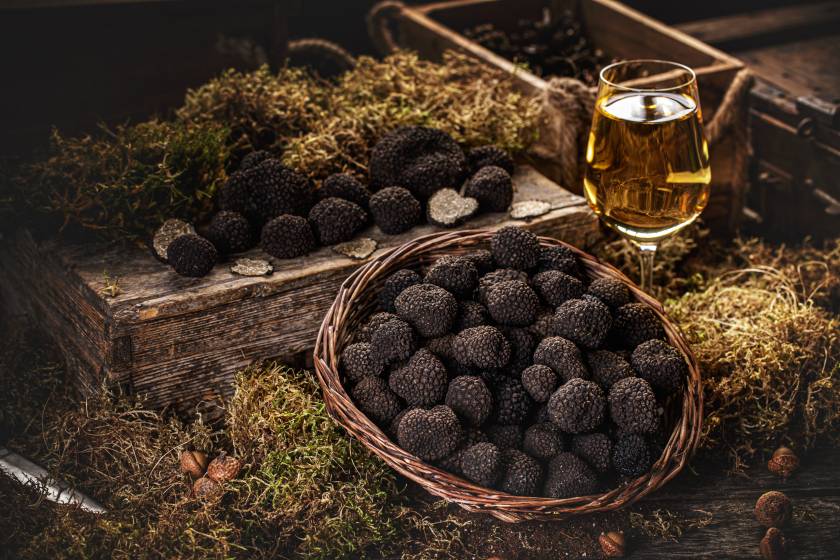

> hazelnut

[
  {"left": 599, "top": 531, "right": 625, "bottom": 557},
  {"left": 206, "top": 452, "right": 242, "bottom": 483},
  {"left": 193, "top": 476, "right": 222, "bottom": 500},
  {"left": 755, "top": 491, "right": 792, "bottom": 528},
  {"left": 179, "top": 450, "right": 209, "bottom": 479},
  {"left": 767, "top": 447, "right": 799, "bottom": 479},
  {"left": 760, "top": 527, "right": 786, "bottom": 560}
]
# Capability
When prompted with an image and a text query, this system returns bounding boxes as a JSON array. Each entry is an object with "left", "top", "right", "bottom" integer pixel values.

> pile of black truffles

[
  {"left": 161, "top": 126, "right": 516, "bottom": 277},
  {"left": 342, "top": 226, "right": 687, "bottom": 498}
]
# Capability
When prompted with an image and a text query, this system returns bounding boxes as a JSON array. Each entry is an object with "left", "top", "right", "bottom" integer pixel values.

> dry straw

[{"left": 314, "top": 229, "right": 702, "bottom": 522}]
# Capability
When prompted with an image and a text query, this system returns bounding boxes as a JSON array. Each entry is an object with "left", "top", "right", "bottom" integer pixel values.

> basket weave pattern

[{"left": 313, "top": 229, "right": 702, "bottom": 522}]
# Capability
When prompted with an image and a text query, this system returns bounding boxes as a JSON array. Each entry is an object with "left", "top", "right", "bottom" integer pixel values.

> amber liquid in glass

[{"left": 584, "top": 91, "right": 711, "bottom": 246}]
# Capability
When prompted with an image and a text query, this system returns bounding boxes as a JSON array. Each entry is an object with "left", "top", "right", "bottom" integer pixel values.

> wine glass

[{"left": 584, "top": 60, "right": 711, "bottom": 293}]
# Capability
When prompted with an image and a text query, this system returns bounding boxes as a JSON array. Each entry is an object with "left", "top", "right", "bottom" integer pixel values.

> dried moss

[{"left": 629, "top": 508, "right": 714, "bottom": 542}]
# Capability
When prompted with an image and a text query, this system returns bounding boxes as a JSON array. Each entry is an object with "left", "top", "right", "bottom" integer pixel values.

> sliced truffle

[
  {"left": 260, "top": 214, "right": 316, "bottom": 259},
  {"left": 572, "top": 432, "right": 612, "bottom": 473},
  {"left": 357, "top": 311, "right": 398, "bottom": 343},
  {"left": 544, "top": 452, "right": 598, "bottom": 498},
  {"left": 206, "top": 211, "right": 254, "bottom": 255},
  {"left": 389, "top": 349, "right": 448, "bottom": 406},
  {"left": 308, "top": 197, "right": 367, "bottom": 245},
  {"left": 425, "top": 256, "right": 478, "bottom": 298},
  {"left": 490, "top": 226, "right": 540, "bottom": 270},
  {"left": 547, "top": 378, "right": 605, "bottom": 433},
  {"left": 493, "top": 377, "right": 533, "bottom": 425},
  {"left": 530, "top": 270, "right": 585, "bottom": 307},
  {"left": 352, "top": 376, "right": 403, "bottom": 425},
  {"left": 611, "top": 433, "right": 652, "bottom": 477},
  {"left": 340, "top": 342, "right": 384, "bottom": 382},
  {"left": 453, "top": 326, "right": 511, "bottom": 369},
  {"left": 521, "top": 364, "right": 559, "bottom": 403},
  {"left": 369, "top": 186, "right": 422, "bottom": 235},
  {"left": 587, "top": 277, "right": 631, "bottom": 309},
  {"left": 167, "top": 234, "right": 217, "bottom": 277},
  {"left": 467, "top": 145, "right": 515, "bottom": 175},
  {"left": 426, "top": 188, "right": 478, "bottom": 227},
  {"left": 587, "top": 350, "right": 634, "bottom": 390},
  {"left": 487, "top": 424, "right": 523, "bottom": 449},
  {"left": 630, "top": 339, "right": 687, "bottom": 395},
  {"left": 608, "top": 377, "right": 659, "bottom": 434},
  {"left": 610, "top": 303, "right": 666, "bottom": 349},
  {"left": 369, "top": 318, "right": 416, "bottom": 365},
  {"left": 552, "top": 298, "right": 613, "bottom": 350},
  {"left": 460, "top": 442, "right": 503, "bottom": 486},
  {"left": 446, "top": 375, "right": 493, "bottom": 427},
  {"left": 397, "top": 405, "right": 463, "bottom": 461},
  {"left": 454, "top": 300, "right": 489, "bottom": 332},
  {"left": 533, "top": 337, "right": 588, "bottom": 382},
  {"left": 523, "top": 423, "right": 564, "bottom": 459},
  {"left": 486, "top": 280, "right": 540, "bottom": 326},
  {"left": 499, "top": 449, "right": 542, "bottom": 496},
  {"left": 476, "top": 268, "right": 529, "bottom": 304},
  {"left": 379, "top": 269, "right": 422, "bottom": 313},
  {"left": 537, "top": 245, "right": 579, "bottom": 276},
  {"left": 501, "top": 327, "right": 535, "bottom": 374},
  {"left": 318, "top": 173, "right": 371, "bottom": 209},
  {"left": 463, "top": 166, "right": 513, "bottom": 212},
  {"left": 394, "top": 283, "right": 458, "bottom": 338}
]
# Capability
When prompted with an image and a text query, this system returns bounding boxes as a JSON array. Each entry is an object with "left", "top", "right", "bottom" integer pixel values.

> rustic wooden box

[
  {"left": 386, "top": 0, "right": 746, "bottom": 231},
  {"left": 0, "top": 166, "right": 599, "bottom": 413}
]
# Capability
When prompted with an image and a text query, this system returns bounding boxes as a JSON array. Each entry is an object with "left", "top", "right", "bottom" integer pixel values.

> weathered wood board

[{"left": 0, "top": 166, "right": 600, "bottom": 413}]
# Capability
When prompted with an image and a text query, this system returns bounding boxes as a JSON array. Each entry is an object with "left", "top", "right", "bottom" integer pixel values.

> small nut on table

[
  {"left": 179, "top": 450, "right": 209, "bottom": 479},
  {"left": 755, "top": 491, "right": 792, "bottom": 528},
  {"left": 760, "top": 527, "right": 786, "bottom": 560},
  {"left": 206, "top": 452, "right": 242, "bottom": 483},
  {"left": 767, "top": 447, "right": 799, "bottom": 479},
  {"left": 599, "top": 531, "right": 626, "bottom": 557}
]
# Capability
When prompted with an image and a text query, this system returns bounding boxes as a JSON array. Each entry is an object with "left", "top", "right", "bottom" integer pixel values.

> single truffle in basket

[
  {"left": 463, "top": 165, "right": 513, "bottom": 212},
  {"left": 486, "top": 280, "right": 540, "bottom": 326},
  {"left": 465, "top": 249, "right": 495, "bottom": 275},
  {"left": 476, "top": 268, "right": 529, "bottom": 304},
  {"left": 369, "top": 318, "right": 416, "bottom": 365},
  {"left": 394, "top": 283, "right": 458, "bottom": 338},
  {"left": 521, "top": 364, "right": 559, "bottom": 403},
  {"left": 544, "top": 452, "right": 598, "bottom": 498},
  {"left": 425, "top": 255, "right": 478, "bottom": 298},
  {"left": 572, "top": 432, "right": 612, "bottom": 473},
  {"left": 454, "top": 300, "right": 489, "bottom": 332},
  {"left": 610, "top": 303, "right": 666, "bottom": 349},
  {"left": 357, "top": 311, "right": 398, "bottom": 343},
  {"left": 436, "top": 427, "right": 489, "bottom": 475},
  {"left": 453, "top": 325, "right": 511, "bottom": 369},
  {"left": 499, "top": 448, "right": 543, "bottom": 496},
  {"left": 389, "top": 349, "right": 449, "bottom": 407},
  {"left": 379, "top": 269, "right": 422, "bottom": 313},
  {"left": 397, "top": 405, "right": 463, "bottom": 461},
  {"left": 528, "top": 308, "right": 556, "bottom": 340},
  {"left": 493, "top": 377, "right": 533, "bottom": 425},
  {"left": 218, "top": 159, "right": 313, "bottom": 225},
  {"left": 340, "top": 342, "right": 384, "bottom": 382},
  {"left": 369, "top": 126, "right": 467, "bottom": 198},
  {"left": 531, "top": 270, "right": 585, "bottom": 307},
  {"left": 547, "top": 378, "right": 605, "bottom": 433},
  {"left": 460, "top": 442, "right": 503, "bottom": 487},
  {"left": 587, "top": 350, "right": 634, "bottom": 390},
  {"left": 611, "top": 433, "right": 652, "bottom": 477},
  {"left": 501, "top": 327, "right": 535, "bottom": 374},
  {"left": 487, "top": 424, "right": 524, "bottom": 449},
  {"left": 537, "top": 245, "right": 579, "bottom": 276},
  {"left": 587, "top": 277, "right": 631, "bottom": 309},
  {"left": 369, "top": 186, "right": 422, "bottom": 235},
  {"left": 260, "top": 214, "right": 316, "bottom": 259},
  {"left": 523, "top": 422, "right": 564, "bottom": 459},
  {"left": 551, "top": 297, "right": 612, "bottom": 350},
  {"left": 308, "top": 197, "right": 367, "bottom": 245},
  {"left": 533, "top": 337, "right": 588, "bottom": 382},
  {"left": 490, "top": 226, "right": 540, "bottom": 270},
  {"left": 446, "top": 375, "right": 493, "bottom": 427},
  {"left": 317, "top": 173, "right": 371, "bottom": 209},
  {"left": 206, "top": 211, "right": 254, "bottom": 255},
  {"left": 608, "top": 377, "right": 659, "bottom": 434},
  {"left": 167, "top": 234, "right": 218, "bottom": 277},
  {"left": 630, "top": 339, "right": 687, "bottom": 395},
  {"left": 467, "top": 145, "right": 515, "bottom": 175},
  {"left": 352, "top": 376, "right": 403, "bottom": 425}
]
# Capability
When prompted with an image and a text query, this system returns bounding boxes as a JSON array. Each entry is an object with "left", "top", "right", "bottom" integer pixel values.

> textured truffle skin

[
  {"left": 501, "top": 327, "right": 535, "bottom": 374},
  {"left": 608, "top": 377, "right": 659, "bottom": 434},
  {"left": 544, "top": 452, "right": 598, "bottom": 498},
  {"left": 239, "top": 150, "right": 272, "bottom": 170},
  {"left": 260, "top": 214, "right": 316, "bottom": 259},
  {"left": 611, "top": 433, "right": 652, "bottom": 477},
  {"left": 425, "top": 256, "right": 478, "bottom": 298},
  {"left": 523, "top": 423, "right": 564, "bottom": 459},
  {"left": 467, "top": 145, "right": 515, "bottom": 175},
  {"left": 436, "top": 427, "right": 489, "bottom": 475},
  {"left": 521, "top": 364, "right": 559, "bottom": 403},
  {"left": 369, "top": 126, "right": 467, "bottom": 198},
  {"left": 369, "top": 318, "right": 416, "bottom": 365},
  {"left": 572, "top": 432, "right": 612, "bottom": 473},
  {"left": 389, "top": 349, "right": 448, "bottom": 406},
  {"left": 537, "top": 245, "right": 579, "bottom": 276},
  {"left": 218, "top": 159, "right": 313, "bottom": 225},
  {"left": 552, "top": 298, "right": 613, "bottom": 350},
  {"left": 487, "top": 424, "right": 523, "bottom": 449},
  {"left": 460, "top": 442, "right": 503, "bottom": 486},
  {"left": 476, "top": 268, "right": 529, "bottom": 304},
  {"left": 206, "top": 211, "right": 254, "bottom": 254},
  {"left": 318, "top": 173, "right": 371, "bottom": 209},
  {"left": 486, "top": 280, "right": 540, "bottom": 326},
  {"left": 446, "top": 375, "right": 493, "bottom": 426},
  {"left": 754, "top": 491, "right": 793, "bottom": 528},
  {"left": 167, "top": 234, "right": 218, "bottom": 277},
  {"left": 357, "top": 312, "right": 398, "bottom": 343},
  {"left": 340, "top": 342, "right": 384, "bottom": 382},
  {"left": 397, "top": 405, "right": 463, "bottom": 461},
  {"left": 352, "top": 376, "right": 403, "bottom": 425},
  {"left": 533, "top": 337, "right": 588, "bottom": 382},
  {"left": 530, "top": 270, "right": 585, "bottom": 307},
  {"left": 466, "top": 249, "right": 495, "bottom": 275},
  {"left": 490, "top": 226, "right": 540, "bottom": 270},
  {"left": 493, "top": 377, "right": 534, "bottom": 425},
  {"left": 611, "top": 303, "right": 666, "bottom": 349},
  {"left": 587, "top": 350, "right": 634, "bottom": 390},
  {"left": 308, "top": 197, "right": 367, "bottom": 245},
  {"left": 463, "top": 165, "right": 513, "bottom": 212},
  {"left": 455, "top": 301, "right": 489, "bottom": 332},
  {"left": 587, "top": 277, "right": 631, "bottom": 309},
  {"left": 369, "top": 186, "right": 422, "bottom": 234},
  {"left": 528, "top": 309, "right": 556, "bottom": 340},
  {"left": 630, "top": 339, "right": 687, "bottom": 395},
  {"left": 453, "top": 326, "right": 511, "bottom": 369},
  {"left": 547, "top": 378, "right": 605, "bottom": 433},
  {"left": 379, "top": 269, "right": 421, "bottom": 313},
  {"left": 499, "top": 448, "right": 543, "bottom": 496},
  {"left": 395, "top": 283, "right": 458, "bottom": 338}
]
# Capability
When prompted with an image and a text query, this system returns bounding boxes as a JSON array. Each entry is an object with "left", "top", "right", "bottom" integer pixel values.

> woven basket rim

[{"left": 313, "top": 228, "right": 703, "bottom": 522}]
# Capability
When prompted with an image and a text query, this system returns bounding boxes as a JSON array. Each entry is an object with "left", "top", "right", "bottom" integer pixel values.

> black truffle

[
  {"left": 389, "top": 349, "right": 449, "bottom": 406},
  {"left": 465, "top": 249, "right": 495, "bottom": 275},
  {"left": 357, "top": 312, "right": 398, "bottom": 343},
  {"left": 167, "top": 234, "right": 218, "bottom": 277},
  {"left": 340, "top": 342, "right": 384, "bottom": 382},
  {"left": 425, "top": 333, "right": 456, "bottom": 362},
  {"left": 587, "top": 350, "right": 634, "bottom": 390},
  {"left": 611, "top": 303, "right": 666, "bottom": 349},
  {"left": 369, "top": 318, "right": 416, "bottom": 365},
  {"left": 379, "top": 269, "right": 422, "bottom": 313},
  {"left": 611, "top": 433, "right": 652, "bottom": 477},
  {"left": 454, "top": 301, "right": 489, "bottom": 332},
  {"left": 608, "top": 377, "right": 659, "bottom": 434},
  {"left": 528, "top": 308, "right": 556, "bottom": 340},
  {"left": 394, "top": 283, "right": 458, "bottom": 338},
  {"left": 308, "top": 197, "right": 367, "bottom": 245},
  {"left": 630, "top": 339, "right": 687, "bottom": 396},
  {"left": 206, "top": 211, "right": 254, "bottom": 255},
  {"left": 260, "top": 214, "right": 316, "bottom": 258},
  {"left": 352, "top": 376, "right": 403, "bottom": 425},
  {"left": 572, "top": 432, "right": 612, "bottom": 473},
  {"left": 467, "top": 145, "right": 515, "bottom": 175},
  {"left": 397, "top": 405, "right": 463, "bottom": 461},
  {"left": 460, "top": 442, "right": 503, "bottom": 486},
  {"left": 501, "top": 327, "right": 535, "bottom": 374},
  {"left": 523, "top": 423, "right": 564, "bottom": 459},
  {"left": 369, "top": 126, "right": 467, "bottom": 198},
  {"left": 544, "top": 452, "right": 598, "bottom": 498},
  {"left": 552, "top": 298, "right": 613, "bottom": 350},
  {"left": 217, "top": 159, "right": 313, "bottom": 225},
  {"left": 587, "top": 277, "right": 631, "bottom": 309},
  {"left": 436, "top": 427, "right": 489, "bottom": 475},
  {"left": 425, "top": 256, "right": 478, "bottom": 298},
  {"left": 493, "top": 377, "right": 533, "bottom": 425},
  {"left": 317, "top": 173, "right": 371, "bottom": 209},
  {"left": 537, "top": 245, "right": 579, "bottom": 276},
  {"left": 476, "top": 268, "right": 529, "bottom": 304},
  {"left": 531, "top": 270, "right": 585, "bottom": 307},
  {"left": 239, "top": 150, "right": 273, "bottom": 170},
  {"left": 499, "top": 448, "right": 542, "bottom": 496},
  {"left": 369, "top": 186, "right": 422, "bottom": 234},
  {"left": 453, "top": 326, "right": 511, "bottom": 369},
  {"left": 446, "top": 375, "right": 493, "bottom": 427},
  {"left": 486, "top": 280, "right": 540, "bottom": 326},
  {"left": 490, "top": 226, "right": 540, "bottom": 270},
  {"left": 532, "top": 337, "right": 588, "bottom": 382},
  {"left": 487, "top": 424, "right": 523, "bottom": 449},
  {"left": 547, "top": 378, "right": 605, "bottom": 433},
  {"left": 521, "top": 364, "right": 559, "bottom": 402},
  {"left": 463, "top": 166, "right": 513, "bottom": 212}
]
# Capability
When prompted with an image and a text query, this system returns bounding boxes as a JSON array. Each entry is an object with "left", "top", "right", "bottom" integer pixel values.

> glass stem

[{"left": 637, "top": 243, "right": 657, "bottom": 294}]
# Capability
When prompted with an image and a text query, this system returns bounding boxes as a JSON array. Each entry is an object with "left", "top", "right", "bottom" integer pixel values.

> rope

[{"left": 367, "top": 0, "right": 406, "bottom": 55}]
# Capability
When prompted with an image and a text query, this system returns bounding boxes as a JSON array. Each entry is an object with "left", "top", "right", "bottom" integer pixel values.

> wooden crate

[
  {"left": 384, "top": 0, "right": 746, "bottom": 231},
  {"left": 0, "top": 166, "right": 599, "bottom": 413}
]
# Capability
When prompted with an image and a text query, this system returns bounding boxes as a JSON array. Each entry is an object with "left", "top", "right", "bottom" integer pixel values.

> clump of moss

[{"left": 629, "top": 508, "right": 715, "bottom": 543}]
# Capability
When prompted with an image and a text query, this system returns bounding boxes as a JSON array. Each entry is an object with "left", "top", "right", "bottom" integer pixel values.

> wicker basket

[{"left": 313, "top": 229, "right": 702, "bottom": 522}]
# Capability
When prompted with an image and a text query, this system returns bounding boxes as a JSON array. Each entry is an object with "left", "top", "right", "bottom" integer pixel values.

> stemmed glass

[{"left": 583, "top": 60, "right": 711, "bottom": 293}]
